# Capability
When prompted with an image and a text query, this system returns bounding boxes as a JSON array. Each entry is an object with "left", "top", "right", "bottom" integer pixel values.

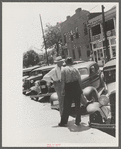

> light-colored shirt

[
  {"left": 61, "top": 65, "right": 82, "bottom": 95},
  {"left": 43, "top": 65, "right": 62, "bottom": 82},
  {"left": 61, "top": 65, "right": 81, "bottom": 83}
]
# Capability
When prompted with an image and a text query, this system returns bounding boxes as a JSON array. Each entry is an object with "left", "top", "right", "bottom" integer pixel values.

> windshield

[
  {"left": 30, "top": 70, "right": 42, "bottom": 76},
  {"left": 78, "top": 68, "right": 88, "bottom": 75}
]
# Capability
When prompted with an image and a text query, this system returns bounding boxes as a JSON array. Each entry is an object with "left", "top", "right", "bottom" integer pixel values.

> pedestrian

[
  {"left": 58, "top": 57, "right": 83, "bottom": 126},
  {"left": 43, "top": 56, "right": 64, "bottom": 115}
]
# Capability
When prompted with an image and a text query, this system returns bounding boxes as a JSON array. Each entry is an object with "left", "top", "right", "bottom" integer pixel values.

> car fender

[{"left": 83, "top": 86, "right": 99, "bottom": 102}]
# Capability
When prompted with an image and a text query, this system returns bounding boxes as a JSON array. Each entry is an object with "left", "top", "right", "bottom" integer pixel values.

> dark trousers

[{"left": 60, "top": 81, "right": 82, "bottom": 124}]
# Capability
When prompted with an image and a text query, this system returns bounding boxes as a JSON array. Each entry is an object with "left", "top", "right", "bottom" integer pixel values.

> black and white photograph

[{"left": 2, "top": 2, "right": 119, "bottom": 147}]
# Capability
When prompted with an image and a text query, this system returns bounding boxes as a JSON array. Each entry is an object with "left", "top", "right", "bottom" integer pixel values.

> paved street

[{"left": 2, "top": 95, "right": 118, "bottom": 147}]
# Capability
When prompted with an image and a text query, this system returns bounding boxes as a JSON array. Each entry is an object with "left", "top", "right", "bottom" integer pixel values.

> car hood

[
  {"left": 27, "top": 74, "right": 42, "bottom": 80},
  {"left": 81, "top": 75, "right": 89, "bottom": 82},
  {"left": 107, "top": 82, "right": 116, "bottom": 95}
]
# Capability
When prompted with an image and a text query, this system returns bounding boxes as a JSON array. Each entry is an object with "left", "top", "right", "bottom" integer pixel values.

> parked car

[
  {"left": 63, "top": 60, "right": 85, "bottom": 66},
  {"left": 23, "top": 64, "right": 56, "bottom": 93},
  {"left": 23, "top": 65, "right": 40, "bottom": 77},
  {"left": 88, "top": 58, "right": 116, "bottom": 136},
  {"left": 73, "top": 60, "right": 85, "bottom": 65},
  {"left": 30, "top": 64, "right": 56, "bottom": 77},
  {"left": 49, "top": 61, "right": 105, "bottom": 109},
  {"left": 103, "top": 58, "right": 116, "bottom": 95},
  {"left": 30, "top": 61, "right": 105, "bottom": 105}
]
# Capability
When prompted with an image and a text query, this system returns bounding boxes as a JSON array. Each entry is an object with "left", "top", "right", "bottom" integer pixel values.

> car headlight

[{"left": 98, "top": 95, "right": 109, "bottom": 106}]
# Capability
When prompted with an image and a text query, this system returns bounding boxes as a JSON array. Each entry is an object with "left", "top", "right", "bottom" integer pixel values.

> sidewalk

[{"left": 2, "top": 96, "right": 118, "bottom": 147}]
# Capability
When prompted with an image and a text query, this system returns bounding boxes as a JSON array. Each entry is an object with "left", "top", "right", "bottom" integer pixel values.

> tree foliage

[
  {"left": 23, "top": 50, "right": 40, "bottom": 68},
  {"left": 44, "top": 23, "right": 62, "bottom": 56}
]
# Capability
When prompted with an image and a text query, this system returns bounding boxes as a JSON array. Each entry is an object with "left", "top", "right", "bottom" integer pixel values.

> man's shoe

[
  {"left": 75, "top": 120, "right": 81, "bottom": 126},
  {"left": 58, "top": 123, "right": 67, "bottom": 127}
]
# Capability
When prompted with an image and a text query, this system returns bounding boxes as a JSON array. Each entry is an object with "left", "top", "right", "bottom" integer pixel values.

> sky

[{"left": 3, "top": 2, "right": 118, "bottom": 54}]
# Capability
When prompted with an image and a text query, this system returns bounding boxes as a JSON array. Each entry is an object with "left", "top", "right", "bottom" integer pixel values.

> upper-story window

[
  {"left": 75, "top": 27, "right": 79, "bottom": 38},
  {"left": 105, "top": 19, "right": 114, "bottom": 31},
  {"left": 70, "top": 30, "right": 73, "bottom": 41},
  {"left": 83, "top": 22, "right": 88, "bottom": 35},
  {"left": 63, "top": 33, "right": 66, "bottom": 44},
  {"left": 91, "top": 24, "right": 101, "bottom": 36},
  {"left": 87, "top": 50, "right": 90, "bottom": 57},
  {"left": 110, "top": 38, "right": 116, "bottom": 45}
]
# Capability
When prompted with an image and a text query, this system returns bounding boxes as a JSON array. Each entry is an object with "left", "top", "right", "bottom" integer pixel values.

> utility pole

[
  {"left": 39, "top": 14, "right": 49, "bottom": 65},
  {"left": 87, "top": 13, "right": 93, "bottom": 61},
  {"left": 102, "top": 5, "right": 110, "bottom": 62}
]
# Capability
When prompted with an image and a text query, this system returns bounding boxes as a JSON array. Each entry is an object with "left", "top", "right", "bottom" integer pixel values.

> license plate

[{"left": 53, "top": 100, "right": 58, "bottom": 105}]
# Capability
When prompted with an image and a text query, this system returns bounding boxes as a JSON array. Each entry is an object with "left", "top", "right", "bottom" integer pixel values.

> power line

[{"left": 89, "top": 5, "right": 98, "bottom": 12}]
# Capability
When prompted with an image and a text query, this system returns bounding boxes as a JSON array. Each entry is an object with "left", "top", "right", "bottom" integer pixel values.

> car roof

[
  {"left": 74, "top": 61, "right": 96, "bottom": 69},
  {"left": 32, "top": 64, "right": 56, "bottom": 72},
  {"left": 23, "top": 65, "right": 40, "bottom": 73}
]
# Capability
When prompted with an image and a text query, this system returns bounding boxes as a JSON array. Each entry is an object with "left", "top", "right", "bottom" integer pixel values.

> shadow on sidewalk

[
  {"left": 52, "top": 120, "right": 90, "bottom": 132},
  {"left": 67, "top": 120, "right": 90, "bottom": 132}
]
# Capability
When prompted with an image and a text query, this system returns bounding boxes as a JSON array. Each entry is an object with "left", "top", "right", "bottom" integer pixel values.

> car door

[{"left": 90, "top": 64, "right": 100, "bottom": 89}]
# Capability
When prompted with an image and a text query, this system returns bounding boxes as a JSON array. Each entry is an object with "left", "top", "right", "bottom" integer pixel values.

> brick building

[{"left": 61, "top": 8, "right": 101, "bottom": 61}]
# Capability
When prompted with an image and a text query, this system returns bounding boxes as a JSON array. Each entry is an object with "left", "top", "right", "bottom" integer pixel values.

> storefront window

[
  {"left": 72, "top": 49, "right": 75, "bottom": 59},
  {"left": 78, "top": 47, "right": 81, "bottom": 57},
  {"left": 110, "top": 38, "right": 116, "bottom": 45},
  {"left": 94, "top": 51, "right": 97, "bottom": 62},
  {"left": 97, "top": 50, "right": 100, "bottom": 60},
  {"left": 93, "top": 44, "right": 97, "bottom": 49},
  {"left": 87, "top": 50, "right": 90, "bottom": 57},
  {"left": 111, "top": 46, "right": 116, "bottom": 57},
  {"left": 103, "top": 40, "right": 109, "bottom": 46},
  {"left": 97, "top": 49, "right": 103, "bottom": 60}
]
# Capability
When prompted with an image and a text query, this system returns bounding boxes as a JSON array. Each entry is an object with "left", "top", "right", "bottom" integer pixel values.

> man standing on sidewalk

[
  {"left": 43, "top": 56, "right": 64, "bottom": 116},
  {"left": 59, "top": 57, "right": 83, "bottom": 126}
]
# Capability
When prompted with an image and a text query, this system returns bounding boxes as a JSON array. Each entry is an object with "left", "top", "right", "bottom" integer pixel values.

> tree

[
  {"left": 23, "top": 50, "right": 40, "bottom": 68},
  {"left": 43, "top": 23, "right": 62, "bottom": 56}
]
